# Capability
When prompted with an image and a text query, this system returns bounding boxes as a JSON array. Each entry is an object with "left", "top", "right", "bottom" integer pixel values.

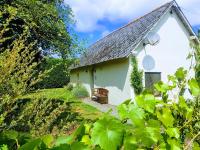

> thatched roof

[{"left": 72, "top": 1, "right": 197, "bottom": 69}]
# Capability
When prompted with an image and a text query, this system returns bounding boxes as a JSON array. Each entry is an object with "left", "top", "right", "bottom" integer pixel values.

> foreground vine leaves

[
  {"left": 1, "top": 68, "right": 200, "bottom": 150},
  {"left": 91, "top": 115, "right": 124, "bottom": 150}
]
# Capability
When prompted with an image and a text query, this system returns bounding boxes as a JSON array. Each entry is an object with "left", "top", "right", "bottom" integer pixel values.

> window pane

[{"left": 145, "top": 72, "right": 161, "bottom": 89}]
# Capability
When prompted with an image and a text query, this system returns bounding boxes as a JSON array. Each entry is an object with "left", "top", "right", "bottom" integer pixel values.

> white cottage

[{"left": 70, "top": 1, "right": 199, "bottom": 105}]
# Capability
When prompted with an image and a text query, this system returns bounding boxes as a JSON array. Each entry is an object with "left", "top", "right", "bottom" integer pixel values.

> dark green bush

[
  {"left": 130, "top": 56, "right": 143, "bottom": 95},
  {"left": 0, "top": 97, "right": 81, "bottom": 137},
  {"left": 65, "top": 83, "right": 74, "bottom": 91},
  {"left": 72, "top": 84, "right": 89, "bottom": 98},
  {"left": 35, "top": 57, "right": 71, "bottom": 89}
]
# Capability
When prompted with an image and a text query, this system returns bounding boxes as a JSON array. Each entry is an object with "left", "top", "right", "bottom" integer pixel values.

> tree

[
  {"left": 0, "top": 8, "right": 47, "bottom": 98},
  {"left": 130, "top": 56, "right": 143, "bottom": 95},
  {"left": 0, "top": 0, "right": 77, "bottom": 59}
]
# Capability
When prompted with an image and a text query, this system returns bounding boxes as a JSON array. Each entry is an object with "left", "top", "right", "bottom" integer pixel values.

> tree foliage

[
  {"left": 0, "top": 8, "right": 47, "bottom": 98},
  {"left": 0, "top": 0, "right": 76, "bottom": 59},
  {"left": 130, "top": 56, "right": 143, "bottom": 95},
  {"left": 34, "top": 57, "right": 72, "bottom": 89}
]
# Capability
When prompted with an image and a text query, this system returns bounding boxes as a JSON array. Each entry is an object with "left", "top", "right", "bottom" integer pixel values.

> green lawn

[{"left": 20, "top": 88, "right": 103, "bottom": 121}]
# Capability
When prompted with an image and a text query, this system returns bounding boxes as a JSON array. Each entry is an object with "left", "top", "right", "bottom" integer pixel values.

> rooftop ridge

[
  {"left": 87, "top": 1, "right": 174, "bottom": 49},
  {"left": 71, "top": 1, "right": 179, "bottom": 69}
]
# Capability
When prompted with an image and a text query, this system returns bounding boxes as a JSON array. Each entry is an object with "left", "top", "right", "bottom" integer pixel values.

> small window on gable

[{"left": 145, "top": 72, "right": 161, "bottom": 95}]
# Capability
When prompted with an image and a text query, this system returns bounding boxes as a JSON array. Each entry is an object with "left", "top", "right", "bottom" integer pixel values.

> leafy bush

[
  {"left": 0, "top": 96, "right": 82, "bottom": 137},
  {"left": 130, "top": 56, "right": 143, "bottom": 95},
  {"left": 72, "top": 84, "right": 89, "bottom": 98},
  {"left": 65, "top": 83, "right": 74, "bottom": 91},
  {"left": 0, "top": 8, "right": 47, "bottom": 98},
  {"left": 34, "top": 57, "right": 71, "bottom": 89},
  {"left": 2, "top": 68, "right": 198, "bottom": 150}
]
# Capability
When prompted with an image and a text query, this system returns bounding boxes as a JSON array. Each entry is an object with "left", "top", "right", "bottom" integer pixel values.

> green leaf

[
  {"left": 81, "top": 135, "right": 91, "bottom": 145},
  {"left": 91, "top": 115, "right": 124, "bottom": 150},
  {"left": 123, "top": 133, "right": 137, "bottom": 150},
  {"left": 55, "top": 123, "right": 85, "bottom": 146},
  {"left": 154, "top": 81, "right": 171, "bottom": 93},
  {"left": 167, "top": 138, "right": 181, "bottom": 150},
  {"left": 2, "top": 130, "right": 18, "bottom": 140},
  {"left": 18, "top": 138, "right": 42, "bottom": 150},
  {"left": 41, "top": 135, "right": 53, "bottom": 147},
  {"left": 175, "top": 67, "right": 187, "bottom": 81},
  {"left": 166, "top": 128, "right": 180, "bottom": 139},
  {"left": 71, "top": 142, "right": 90, "bottom": 150},
  {"left": 135, "top": 94, "right": 158, "bottom": 113},
  {"left": 156, "top": 107, "right": 174, "bottom": 127},
  {"left": 193, "top": 142, "right": 200, "bottom": 150},
  {"left": 0, "top": 145, "right": 8, "bottom": 150},
  {"left": 118, "top": 102, "right": 145, "bottom": 126},
  {"left": 178, "top": 96, "right": 194, "bottom": 120},
  {"left": 50, "top": 144, "right": 70, "bottom": 150},
  {"left": 188, "top": 79, "right": 200, "bottom": 96},
  {"left": 84, "top": 124, "right": 91, "bottom": 134},
  {"left": 179, "top": 96, "right": 188, "bottom": 109},
  {"left": 147, "top": 119, "right": 161, "bottom": 128},
  {"left": 55, "top": 135, "right": 73, "bottom": 146},
  {"left": 134, "top": 126, "right": 161, "bottom": 148}
]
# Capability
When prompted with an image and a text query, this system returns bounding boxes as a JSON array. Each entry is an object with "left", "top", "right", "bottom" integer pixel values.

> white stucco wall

[
  {"left": 70, "top": 69, "right": 93, "bottom": 96},
  {"left": 135, "top": 10, "right": 194, "bottom": 99},
  {"left": 70, "top": 59, "right": 133, "bottom": 105},
  {"left": 94, "top": 59, "right": 133, "bottom": 105}
]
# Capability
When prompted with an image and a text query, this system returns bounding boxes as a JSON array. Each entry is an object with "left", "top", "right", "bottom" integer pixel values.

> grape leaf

[
  {"left": 188, "top": 79, "right": 200, "bottom": 96},
  {"left": 134, "top": 126, "right": 161, "bottom": 148},
  {"left": 135, "top": 94, "right": 158, "bottom": 113},
  {"left": 41, "top": 135, "right": 54, "bottom": 148},
  {"left": 18, "top": 138, "right": 42, "bottom": 150},
  {"left": 154, "top": 81, "right": 171, "bottom": 93},
  {"left": 81, "top": 135, "right": 91, "bottom": 145},
  {"left": 123, "top": 133, "right": 137, "bottom": 150},
  {"left": 156, "top": 107, "right": 174, "bottom": 127},
  {"left": 71, "top": 142, "right": 90, "bottom": 150},
  {"left": 166, "top": 128, "right": 180, "bottom": 139},
  {"left": 91, "top": 115, "right": 124, "bottom": 150},
  {"left": 50, "top": 144, "right": 70, "bottom": 150},
  {"left": 167, "top": 138, "right": 181, "bottom": 150},
  {"left": 118, "top": 102, "right": 145, "bottom": 127},
  {"left": 175, "top": 67, "right": 187, "bottom": 81}
]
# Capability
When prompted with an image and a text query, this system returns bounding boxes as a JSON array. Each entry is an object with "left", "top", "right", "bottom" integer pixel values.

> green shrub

[
  {"left": 65, "top": 83, "right": 74, "bottom": 91},
  {"left": 72, "top": 84, "right": 89, "bottom": 98},
  {"left": 130, "top": 56, "right": 143, "bottom": 95},
  {"left": 1, "top": 68, "right": 200, "bottom": 150},
  {"left": 0, "top": 96, "right": 82, "bottom": 137},
  {"left": 0, "top": 8, "right": 47, "bottom": 98},
  {"left": 34, "top": 57, "right": 71, "bottom": 89}
]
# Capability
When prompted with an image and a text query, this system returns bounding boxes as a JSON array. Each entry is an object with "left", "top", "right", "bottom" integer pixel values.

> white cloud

[{"left": 66, "top": 0, "right": 200, "bottom": 32}]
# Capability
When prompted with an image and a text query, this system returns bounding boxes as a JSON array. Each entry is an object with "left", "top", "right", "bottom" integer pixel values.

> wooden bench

[{"left": 92, "top": 88, "right": 109, "bottom": 104}]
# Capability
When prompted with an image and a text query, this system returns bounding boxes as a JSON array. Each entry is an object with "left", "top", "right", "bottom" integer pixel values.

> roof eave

[
  {"left": 127, "top": 2, "right": 174, "bottom": 58},
  {"left": 173, "top": 1, "right": 199, "bottom": 43}
]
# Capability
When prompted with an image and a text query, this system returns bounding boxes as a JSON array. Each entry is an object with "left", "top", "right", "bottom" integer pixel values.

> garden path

[{"left": 82, "top": 98, "right": 118, "bottom": 118}]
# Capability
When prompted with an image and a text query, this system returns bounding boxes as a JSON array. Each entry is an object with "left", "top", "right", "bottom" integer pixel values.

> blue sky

[{"left": 66, "top": 0, "right": 200, "bottom": 46}]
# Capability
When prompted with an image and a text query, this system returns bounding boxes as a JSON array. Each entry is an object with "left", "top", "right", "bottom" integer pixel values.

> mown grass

[{"left": 20, "top": 88, "right": 102, "bottom": 121}]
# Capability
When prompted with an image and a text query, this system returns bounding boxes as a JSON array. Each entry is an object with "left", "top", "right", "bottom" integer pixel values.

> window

[{"left": 145, "top": 72, "right": 161, "bottom": 91}]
